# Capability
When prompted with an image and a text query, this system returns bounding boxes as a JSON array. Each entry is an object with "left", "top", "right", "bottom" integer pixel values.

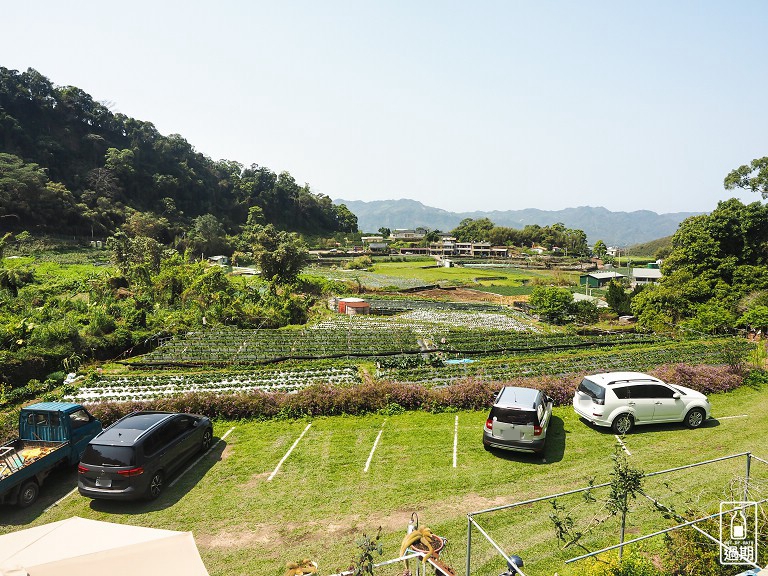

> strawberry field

[{"left": 59, "top": 296, "right": 756, "bottom": 406}]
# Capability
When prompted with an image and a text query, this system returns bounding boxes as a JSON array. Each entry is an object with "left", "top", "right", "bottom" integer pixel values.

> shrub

[
  {"left": 80, "top": 365, "right": 747, "bottom": 423},
  {"left": 648, "top": 364, "right": 743, "bottom": 395}
]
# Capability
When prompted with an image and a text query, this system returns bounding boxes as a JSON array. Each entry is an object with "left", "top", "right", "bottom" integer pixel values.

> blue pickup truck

[{"left": 0, "top": 402, "right": 102, "bottom": 507}]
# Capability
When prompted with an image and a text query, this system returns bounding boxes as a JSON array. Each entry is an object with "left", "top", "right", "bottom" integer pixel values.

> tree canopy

[
  {"left": 0, "top": 67, "right": 357, "bottom": 238},
  {"left": 450, "top": 218, "right": 589, "bottom": 255},
  {"left": 724, "top": 156, "right": 768, "bottom": 198},
  {"left": 632, "top": 193, "right": 768, "bottom": 333}
]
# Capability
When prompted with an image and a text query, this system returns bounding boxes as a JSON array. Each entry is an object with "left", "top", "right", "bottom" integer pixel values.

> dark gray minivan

[
  {"left": 483, "top": 386, "right": 552, "bottom": 454},
  {"left": 78, "top": 411, "right": 212, "bottom": 500}
]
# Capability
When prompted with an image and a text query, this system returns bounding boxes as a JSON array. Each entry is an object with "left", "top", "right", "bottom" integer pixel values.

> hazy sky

[{"left": 2, "top": 1, "right": 766, "bottom": 213}]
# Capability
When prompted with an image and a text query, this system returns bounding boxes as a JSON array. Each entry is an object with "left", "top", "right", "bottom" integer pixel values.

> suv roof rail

[{"left": 607, "top": 378, "right": 658, "bottom": 385}]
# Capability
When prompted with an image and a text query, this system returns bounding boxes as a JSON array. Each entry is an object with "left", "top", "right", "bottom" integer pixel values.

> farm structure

[{"left": 579, "top": 271, "right": 625, "bottom": 288}]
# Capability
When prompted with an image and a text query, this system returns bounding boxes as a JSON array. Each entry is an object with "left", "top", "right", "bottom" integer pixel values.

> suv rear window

[
  {"left": 81, "top": 444, "right": 135, "bottom": 467},
  {"left": 490, "top": 407, "right": 539, "bottom": 425},
  {"left": 578, "top": 378, "right": 606, "bottom": 402}
]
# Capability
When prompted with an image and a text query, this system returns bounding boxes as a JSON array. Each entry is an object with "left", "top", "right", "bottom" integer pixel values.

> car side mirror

[{"left": 672, "top": 393, "right": 681, "bottom": 399}]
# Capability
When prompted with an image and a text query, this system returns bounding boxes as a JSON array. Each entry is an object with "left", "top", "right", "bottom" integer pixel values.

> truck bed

[{"left": 0, "top": 439, "right": 67, "bottom": 482}]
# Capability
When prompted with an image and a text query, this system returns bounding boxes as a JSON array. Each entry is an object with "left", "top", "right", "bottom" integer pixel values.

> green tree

[
  {"left": 334, "top": 203, "right": 358, "bottom": 233},
  {"left": 724, "top": 156, "right": 768, "bottom": 198},
  {"left": 0, "top": 232, "right": 12, "bottom": 260},
  {"left": 738, "top": 306, "right": 768, "bottom": 332},
  {"left": 530, "top": 286, "right": 573, "bottom": 324},
  {"left": 606, "top": 281, "right": 631, "bottom": 315},
  {"left": 451, "top": 217, "right": 495, "bottom": 242},
  {"left": 593, "top": 240, "right": 607, "bottom": 258},
  {"left": 252, "top": 224, "right": 310, "bottom": 285},
  {"left": 569, "top": 299, "right": 599, "bottom": 324},
  {"left": 377, "top": 227, "right": 390, "bottom": 238},
  {"left": 186, "top": 214, "right": 228, "bottom": 257}
]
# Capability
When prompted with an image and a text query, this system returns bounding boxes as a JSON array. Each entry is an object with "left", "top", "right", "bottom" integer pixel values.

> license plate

[{"left": 96, "top": 476, "right": 112, "bottom": 488}]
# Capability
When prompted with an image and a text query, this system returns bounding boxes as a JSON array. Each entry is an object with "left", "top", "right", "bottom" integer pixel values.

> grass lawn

[
  {"left": 370, "top": 260, "right": 578, "bottom": 289},
  {"left": 2, "top": 383, "right": 767, "bottom": 576}
]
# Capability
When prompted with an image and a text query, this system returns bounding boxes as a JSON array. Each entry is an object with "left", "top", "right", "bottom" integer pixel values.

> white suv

[{"left": 572, "top": 371, "right": 711, "bottom": 434}]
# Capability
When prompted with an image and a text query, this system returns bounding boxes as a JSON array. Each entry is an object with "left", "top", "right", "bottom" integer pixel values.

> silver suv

[
  {"left": 573, "top": 371, "right": 711, "bottom": 434},
  {"left": 483, "top": 386, "right": 552, "bottom": 453}
]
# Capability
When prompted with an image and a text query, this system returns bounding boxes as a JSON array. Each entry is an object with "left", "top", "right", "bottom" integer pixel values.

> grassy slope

[{"left": 3, "top": 382, "right": 766, "bottom": 576}]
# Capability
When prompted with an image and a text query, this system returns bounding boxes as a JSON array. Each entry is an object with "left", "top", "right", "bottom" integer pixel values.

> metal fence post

[
  {"left": 745, "top": 452, "right": 752, "bottom": 502},
  {"left": 466, "top": 514, "right": 472, "bottom": 576}
]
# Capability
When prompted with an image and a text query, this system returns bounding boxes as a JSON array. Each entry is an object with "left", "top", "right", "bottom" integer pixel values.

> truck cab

[{"left": 1, "top": 402, "right": 101, "bottom": 507}]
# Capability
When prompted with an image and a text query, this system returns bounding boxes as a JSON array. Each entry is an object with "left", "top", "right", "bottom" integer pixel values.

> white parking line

[
  {"left": 718, "top": 414, "right": 749, "bottom": 420},
  {"left": 44, "top": 486, "right": 78, "bottom": 513},
  {"left": 268, "top": 423, "right": 311, "bottom": 481},
  {"left": 614, "top": 435, "right": 632, "bottom": 456},
  {"left": 453, "top": 415, "right": 459, "bottom": 468},
  {"left": 170, "top": 426, "right": 235, "bottom": 488},
  {"left": 364, "top": 424, "right": 385, "bottom": 473}
]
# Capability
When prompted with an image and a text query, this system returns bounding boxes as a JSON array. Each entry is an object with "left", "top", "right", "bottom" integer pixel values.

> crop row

[
  {"left": 366, "top": 298, "right": 510, "bottom": 314},
  {"left": 378, "top": 339, "right": 750, "bottom": 385},
  {"left": 64, "top": 367, "right": 361, "bottom": 403},
  {"left": 135, "top": 321, "right": 665, "bottom": 366}
]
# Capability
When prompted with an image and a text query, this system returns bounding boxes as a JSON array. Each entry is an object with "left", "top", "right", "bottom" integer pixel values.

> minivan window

[
  {"left": 491, "top": 407, "right": 538, "bottom": 425},
  {"left": 578, "top": 378, "right": 605, "bottom": 402},
  {"left": 81, "top": 444, "right": 135, "bottom": 467}
]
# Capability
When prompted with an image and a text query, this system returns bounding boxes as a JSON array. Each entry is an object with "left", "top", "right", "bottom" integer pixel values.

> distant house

[
  {"left": 632, "top": 267, "right": 662, "bottom": 285},
  {"left": 391, "top": 228, "right": 426, "bottom": 240},
  {"left": 579, "top": 271, "right": 625, "bottom": 288},
  {"left": 606, "top": 246, "right": 621, "bottom": 257},
  {"left": 207, "top": 255, "right": 229, "bottom": 266},
  {"left": 429, "top": 237, "right": 457, "bottom": 256}
]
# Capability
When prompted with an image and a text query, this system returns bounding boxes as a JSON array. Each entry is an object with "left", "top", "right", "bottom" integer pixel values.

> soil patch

[{"left": 410, "top": 287, "right": 517, "bottom": 306}]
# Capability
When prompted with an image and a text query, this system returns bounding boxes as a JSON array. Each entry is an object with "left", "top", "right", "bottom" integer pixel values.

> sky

[{"left": 2, "top": 1, "right": 766, "bottom": 214}]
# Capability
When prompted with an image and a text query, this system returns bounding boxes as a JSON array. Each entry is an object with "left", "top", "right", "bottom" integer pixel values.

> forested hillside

[{"left": 0, "top": 67, "right": 357, "bottom": 238}]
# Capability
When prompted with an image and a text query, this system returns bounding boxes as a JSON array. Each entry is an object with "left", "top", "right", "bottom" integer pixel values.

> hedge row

[{"left": 85, "top": 363, "right": 749, "bottom": 427}]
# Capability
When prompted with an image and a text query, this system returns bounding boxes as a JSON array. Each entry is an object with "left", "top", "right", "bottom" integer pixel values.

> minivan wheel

[
  {"left": 146, "top": 471, "right": 164, "bottom": 500},
  {"left": 201, "top": 429, "right": 212, "bottom": 452},
  {"left": 611, "top": 413, "right": 634, "bottom": 435},
  {"left": 685, "top": 408, "right": 706, "bottom": 429},
  {"left": 18, "top": 480, "right": 39, "bottom": 508}
]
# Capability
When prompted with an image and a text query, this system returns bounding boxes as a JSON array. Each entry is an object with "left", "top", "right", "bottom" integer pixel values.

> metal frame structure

[{"left": 466, "top": 452, "right": 768, "bottom": 576}]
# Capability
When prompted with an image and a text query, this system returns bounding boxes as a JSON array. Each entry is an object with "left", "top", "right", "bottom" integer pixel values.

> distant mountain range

[{"left": 337, "top": 199, "right": 700, "bottom": 246}]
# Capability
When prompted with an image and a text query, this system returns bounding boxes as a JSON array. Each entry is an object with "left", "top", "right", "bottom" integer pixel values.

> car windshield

[
  {"left": 578, "top": 378, "right": 606, "bottom": 402},
  {"left": 669, "top": 385, "right": 687, "bottom": 395},
  {"left": 490, "top": 407, "right": 538, "bottom": 426},
  {"left": 81, "top": 444, "right": 135, "bottom": 467}
]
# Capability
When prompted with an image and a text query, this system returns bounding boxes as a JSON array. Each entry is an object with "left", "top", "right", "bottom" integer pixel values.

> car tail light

[
  {"left": 533, "top": 425, "right": 543, "bottom": 436},
  {"left": 593, "top": 398, "right": 604, "bottom": 405},
  {"left": 485, "top": 418, "right": 493, "bottom": 431},
  {"left": 117, "top": 467, "right": 145, "bottom": 477},
  {"left": 77, "top": 465, "right": 88, "bottom": 474}
]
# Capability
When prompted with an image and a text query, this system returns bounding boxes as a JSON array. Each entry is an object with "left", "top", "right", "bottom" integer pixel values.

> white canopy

[{"left": 0, "top": 516, "right": 209, "bottom": 576}]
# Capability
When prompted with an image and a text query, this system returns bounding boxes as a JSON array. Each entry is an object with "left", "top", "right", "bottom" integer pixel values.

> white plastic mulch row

[{"left": 64, "top": 368, "right": 360, "bottom": 403}]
